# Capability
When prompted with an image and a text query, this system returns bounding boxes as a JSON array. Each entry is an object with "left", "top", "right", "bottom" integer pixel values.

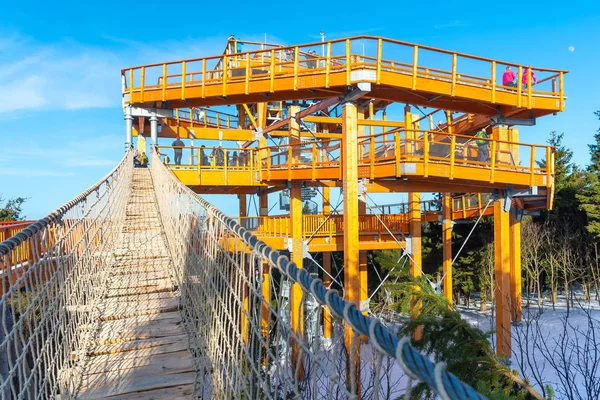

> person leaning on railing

[{"left": 476, "top": 130, "right": 490, "bottom": 163}]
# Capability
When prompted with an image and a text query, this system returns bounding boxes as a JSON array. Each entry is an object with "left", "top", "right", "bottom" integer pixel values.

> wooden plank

[
  {"left": 101, "top": 292, "right": 176, "bottom": 304},
  {"left": 78, "top": 371, "right": 196, "bottom": 399},
  {"left": 99, "top": 384, "right": 194, "bottom": 400},
  {"left": 100, "top": 297, "right": 179, "bottom": 320},
  {"left": 85, "top": 335, "right": 189, "bottom": 358},
  {"left": 81, "top": 351, "right": 194, "bottom": 377}
]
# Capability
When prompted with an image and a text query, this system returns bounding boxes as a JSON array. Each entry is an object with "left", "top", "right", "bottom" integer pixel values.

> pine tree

[
  {"left": 395, "top": 277, "right": 544, "bottom": 399},
  {"left": 0, "top": 196, "right": 27, "bottom": 221},
  {"left": 578, "top": 111, "right": 600, "bottom": 240}
]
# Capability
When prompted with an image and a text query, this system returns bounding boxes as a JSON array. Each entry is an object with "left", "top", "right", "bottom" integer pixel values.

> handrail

[
  {"left": 122, "top": 36, "right": 566, "bottom": 112},
  {"left": 122, "top": 35, "right": 568, "bottom": 74}
]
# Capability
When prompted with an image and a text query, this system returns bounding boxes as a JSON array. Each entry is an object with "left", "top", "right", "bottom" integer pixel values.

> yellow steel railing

[
  {"left": 236, "top": 214, "right": 409, "bottom": 239},
  {"left": 160, "top": 130, "right": 554, "bottom": 188},
  {"left": 259, "top": 130, "right": 554, "bottom": 187},
  {"left": 122, "top": 36, "right": 567, "bottom": 111},
  {"left": 171, "top": 107, "right": 239, "bottom": 129}
]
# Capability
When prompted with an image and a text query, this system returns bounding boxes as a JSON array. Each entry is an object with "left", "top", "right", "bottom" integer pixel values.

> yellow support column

[
  {"left": 357, "top": 107, "right": 369, "bottom": 317},
  {"left": 342, "top": 102, "right": 361, "bottom": 394},
  {"left": 494, "top": 198, "right": 512, "bottom": 357},
  {"left": 359, "top": 201, "right": 368, "bottom": 316},
  {"left": 442, "top": 193, "right": 453, "bottom": 305},
  {"left": 510, "top": 209, "right": 522, "bottom": 323},
  {"left": 289, "top": 105, "right": 305, "bottom": 379},
  {"left": 408, "top": 192, "right": 423, "bottom": 340},
  {"left": 240, "top": 193, "right": 249, "bottom": 344},
  {"left": 322, "top": 186, "right": 333, "bottom": 340},
  {"left": 259, "top": 190, "right": 271, "bottom": 336}
]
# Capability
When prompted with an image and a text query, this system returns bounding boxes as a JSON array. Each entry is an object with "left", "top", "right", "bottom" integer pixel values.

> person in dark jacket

[{"left": 172, "top": 135, "right": 184, "bottom": 165}]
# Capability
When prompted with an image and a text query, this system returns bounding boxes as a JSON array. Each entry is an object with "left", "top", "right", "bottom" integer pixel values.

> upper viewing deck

[{"left": 122, "top": 36, "right": 567, "bottom": 118}]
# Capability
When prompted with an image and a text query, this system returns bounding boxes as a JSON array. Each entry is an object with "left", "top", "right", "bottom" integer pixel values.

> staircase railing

[
  {"left": 150, "top": 148, "right": 486, "bottom": 399},
  {"left": 0, "top": 152, "right": 133, "bottom": 399}
]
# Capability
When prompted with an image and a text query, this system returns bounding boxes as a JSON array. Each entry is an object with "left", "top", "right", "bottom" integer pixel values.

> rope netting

[
  {"left": 0, "top": 152, "right": 133, "bottom": 399},
  {"left": 150, "top": 150, "right": 487, "bottom": 400}
]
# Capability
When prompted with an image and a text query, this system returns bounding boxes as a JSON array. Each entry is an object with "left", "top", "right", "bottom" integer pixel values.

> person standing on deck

[
  {"left": 522, "top": 67, "right": 537, "bottom": 88},
  {"left": 502, "top": 66, "right": 517, "bottom": 87},
  {"left": 172, "top": 135, "right": 184, "bottom": 165},
  {"left": 476, "top": 130, "right": 490, "bottom": 163}
]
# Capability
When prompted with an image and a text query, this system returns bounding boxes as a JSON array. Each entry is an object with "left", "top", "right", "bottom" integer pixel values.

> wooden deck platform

[{"left": 76, "top": 169, "right": 196, "bottom": 399}]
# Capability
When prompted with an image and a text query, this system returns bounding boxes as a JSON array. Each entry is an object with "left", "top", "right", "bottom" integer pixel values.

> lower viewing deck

[{"left": 76, "top": 169, "right": 195, "bottom": 399}]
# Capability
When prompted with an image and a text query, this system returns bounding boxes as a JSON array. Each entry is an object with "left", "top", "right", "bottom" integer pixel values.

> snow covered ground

[{"left": 458, "top": 294, "right": 600, "bottom": 399}]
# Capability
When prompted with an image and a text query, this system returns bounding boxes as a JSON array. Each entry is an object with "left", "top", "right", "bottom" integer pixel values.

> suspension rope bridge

[{"left": 0, "top": 150, "right": 486, "bottom": 399}]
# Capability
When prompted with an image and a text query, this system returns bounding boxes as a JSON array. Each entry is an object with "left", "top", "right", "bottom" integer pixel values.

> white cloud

[{"left": 0, "top": 32, "right": 228, "bottom": 115}]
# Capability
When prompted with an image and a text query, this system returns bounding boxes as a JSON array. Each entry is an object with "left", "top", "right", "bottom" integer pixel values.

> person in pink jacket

[
  {"left": 502, "top": 66, "right": 517, "bottom": 87},
  {"left": 522, "top": 67, "right": 537, "bottom": 88}
]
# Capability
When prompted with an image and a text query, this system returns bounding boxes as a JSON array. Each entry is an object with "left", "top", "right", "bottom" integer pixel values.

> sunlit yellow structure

[{"left": 121, "top": 35, "right": 566, "bottom": 358}]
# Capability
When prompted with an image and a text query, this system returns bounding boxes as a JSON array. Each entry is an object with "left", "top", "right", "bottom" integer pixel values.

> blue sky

[{"left": 1, "top": 0, "right": 599, "bottom": 219}]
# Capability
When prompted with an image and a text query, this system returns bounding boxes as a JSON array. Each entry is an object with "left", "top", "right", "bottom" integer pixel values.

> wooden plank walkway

[{"left": 76, "top": 169, "right": 196, "bottom": 399}]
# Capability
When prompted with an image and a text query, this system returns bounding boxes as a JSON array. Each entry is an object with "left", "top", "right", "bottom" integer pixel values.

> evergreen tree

[
  {"left": 578, "top": 111, "right": 600, "bottom": 240},
  {"left": 0, "top": 196, "right": 27, "bottom": 221}
]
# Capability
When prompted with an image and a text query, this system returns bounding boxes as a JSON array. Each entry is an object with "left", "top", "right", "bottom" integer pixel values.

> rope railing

[
  {"left": 0, "top": 151, "right": 133, "bottom": 399},
  {"left": 150, "top": 149, "right": 487, "bottom": 399}
]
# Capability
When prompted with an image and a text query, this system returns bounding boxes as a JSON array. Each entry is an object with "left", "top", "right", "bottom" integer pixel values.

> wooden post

[
  {"left": 322, "top": 186, "right": 333, "bottom": 340},
  {"left": 259, "top": 190, "right": 271, "bottom": 336},
  {"left": 290, "top": 181, "right": 304, "bottom": 379},
  {"left": 342, "top": 102, "right": 361, "bottom": 394},
  {"left": 510, "top": 209, "right": 522, "bottom": 323},
  {"left": 289, "top": 105, "right": 304, "bottom": 379},
  {"left": 359, "top": 201, "right": 368, "bottom": 316},
  {"left": 494, "top": 198, "right": 512, "bottom": 357},
  {"left": 442, "top": 193, "right": 453, "bottom": 305},
  {"left": 409, "top": 192, "right": 423, "bottom": 340}
]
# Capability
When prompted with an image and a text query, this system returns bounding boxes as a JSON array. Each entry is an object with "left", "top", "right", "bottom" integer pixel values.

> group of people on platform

[
  {"left": 501, "top": 66, "right": 537, "bottom": 88},
  {"left": 166, "top": 135, "right": 251, "bottom": 167}
]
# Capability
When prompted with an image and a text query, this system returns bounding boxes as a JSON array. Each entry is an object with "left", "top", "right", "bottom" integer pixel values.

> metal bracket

[
  {"left": 340, "top": 84, "right": 371, "bottom": 104},
  {"left": 491, "top": 115, "right": 536, "bottom": 127},
  {"left": 358, "top": 178, "right": 368, "bottom": 202},
  {"left": 129, "top": 107, "right": 173, "bottom": 118}
]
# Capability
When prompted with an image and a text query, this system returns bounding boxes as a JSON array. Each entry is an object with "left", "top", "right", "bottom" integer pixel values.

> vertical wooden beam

[
  {"left": 342, "top": 102, "right": 361, "bottom": 394},
  {"left": 239, "top": 194, "right": 247, "bottom": 217},
  {"left": 322, "top": 186, "right": 332, "bottom": 340},
  {"left": 494, "top": 198, "right": 512, "bottom": 357},
  {"left": 409, "top": 191, "right": 423, "bottom": 340},
  {"left": 259, "top": 189, "right": 271, "bottom": 339},
  {"left": 322, "top": 252, "right": 332, "bottom": 340},
  {"left": 359, "top": 200, "right": 368, "bottom": 316},
  {"left": 510, "top": 209, "right": 522, "bottom": 323},
  {"left": 289, "top": 105, "right": 301, "bottom": 164},
  {"left": 442, "top": 193, "right": 453, "bottom": 305},
  {"left": 290, "top": 181, "right": 304, "bottom": 379},
  {"left": 289, "top": 104, "right": 304, "bottom": 378}
]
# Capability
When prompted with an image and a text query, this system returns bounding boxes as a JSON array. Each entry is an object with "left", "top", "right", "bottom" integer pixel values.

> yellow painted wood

[
  {"left": 342, "top": 102, "right": 360, "bottom": 392},
  {"left": 409, "top": 192, "right": 423, "bottom": 340},
  {"left": 181, "top": 61, "right": 186, "bottom": 100},
  {"left": 510, "top": 210, "right": 522, "bottom": 323},
  {"left": 442, "top": 193, "right": 453, "bottom": 305},
  {"left": 322, "top": 252, "right": 333, "bottom": 339},
  {"left": 494, "top": 199, "right": 512, "bottom": 357}
]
